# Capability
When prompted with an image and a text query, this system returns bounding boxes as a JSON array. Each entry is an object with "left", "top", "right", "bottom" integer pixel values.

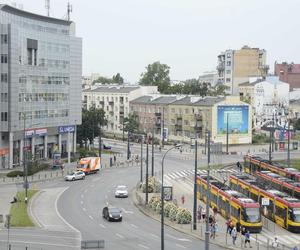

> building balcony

[
  {"left": 109, "top": 100, "right": 114, "bottom": 105},
  {"left": 119, "top": 111, "right": 124, "bottom": 115},
  {"left": 155, "top": 122, "right": 161, "bottom": 128},
  {"left": 155, "top": 112, "right": 161, "bottom": 116},
  {"left": 216, "top": 62, "right": 225, "bottom": 71},
  {"left": 194, "top": 113, "right": 203, "bottom": 120}
]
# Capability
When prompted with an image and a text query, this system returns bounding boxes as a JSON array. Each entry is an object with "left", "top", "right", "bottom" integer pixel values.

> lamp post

[
  {"left": 127, "top": 130, "right": 130, "bottom": 160},
  {"left": 161, "top": 144, "right": 182, "bottom": 250},
  {"left": 287, "top": 119, "right": 291, "bottom": 168},
  {"left": 226, "top": 113, "right": 229, "bottom": 154},
  {"left": 151, "top": 128, "right": 154, "bottom": 176},
  {"left": 99, "top": 125, "right": 102, "bottom": 158},
  {"left": 205, "top": 130, "right": 211, "bottom": 250},
  {"left": 140, "top": 135, "right": 143, "bottom": 183},
  {"left": 193, "top": 139, "right": 198, "bottom": 230}
]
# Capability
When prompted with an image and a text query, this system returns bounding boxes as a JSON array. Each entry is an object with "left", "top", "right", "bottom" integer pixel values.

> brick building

[{"left": 275, "top": 62, "right": 300, "bottom": 90}]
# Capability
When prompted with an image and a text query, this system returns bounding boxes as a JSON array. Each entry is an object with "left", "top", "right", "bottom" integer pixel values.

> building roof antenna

[
  {"left": 67, "top": 2, "right": 72, "bottom": 21},
  {"left": 45, "top": 0, "right": 50, "bottom": 17}
]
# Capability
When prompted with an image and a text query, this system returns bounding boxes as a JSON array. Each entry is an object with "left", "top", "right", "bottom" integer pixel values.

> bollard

[
  {"left": 51, "top": 172, "right": 53, "bottom": 178},
  {"left": 45, "top": 173, "right": 47, "bottom": 179},
  {"left": 39, "top": 174, "right": 40, "bottom": 180}
]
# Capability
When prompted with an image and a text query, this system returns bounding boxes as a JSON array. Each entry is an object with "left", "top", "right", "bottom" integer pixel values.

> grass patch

[{"left": 9, "top": 190, "right": 38, "bottom": 227}]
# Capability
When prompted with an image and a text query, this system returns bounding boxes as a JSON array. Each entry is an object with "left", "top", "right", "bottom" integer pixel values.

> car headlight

[
  {"left": 109, "top": 213, "right": 112, "bottom": 217},
  {"left": 120, "top": 214, "right": 122, "bottom": 217}
]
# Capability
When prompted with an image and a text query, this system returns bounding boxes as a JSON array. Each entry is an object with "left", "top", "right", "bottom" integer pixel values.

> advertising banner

[
  {"left": 275, "top": 130, "right": 291, "bottom": 140},
  {"left": 217, "top": 105, "right": 249, "bottom": 135},
  {"left": 161, "top": 128, "right": 168, "bottom": 142},
  {"left": 58, "top": 125, "right": 75, "bottom": 134}
]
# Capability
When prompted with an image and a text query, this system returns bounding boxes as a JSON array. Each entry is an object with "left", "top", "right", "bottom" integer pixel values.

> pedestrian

[
  {"left": 113, "top": 155, "right": 116, "bottom": 163},
  {"left": 208, "top": 215, "right": 213, "bottom": 225},
  {"left": 237, "top": 161, "right": 242, "bottom": 172},
  {"left": 181, "top": 195, "right": 185, "bottom": 205},
  {"left": 226, "top": 218, "right": 233, "bottom": 234},
  {"left": 292, "top": 246, "right": 299, "bottom": 250},
  {"left": 271, "top": 237, "right": 279, "bottom": 248},
  {"left": 236, "top": 221, "right": 241, "bottom": 233},
  {"left": 197, "top": 205, "right": 202, "bottom": 222},
  {"left": 110, "top": 157, "right": 113, "bottom": 167},
  {"left": 210, "top": 222, "right": 218, "bottom": 239},
  {"left": 201, "top": 208, "right": 206, "bottom": 221},
  {"left": 244, "top": 230, "right": 252, "bottom": 248},
  {"left": 231, "top": 226, "right": 237, "bottom": 245}
]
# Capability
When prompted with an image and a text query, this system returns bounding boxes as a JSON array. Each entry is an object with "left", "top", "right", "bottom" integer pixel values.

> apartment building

[
  {"left": 275, "top": 62, "right": 300, "bottom": 90},
  {"left": 130, "top": 95, "right": 251, "bottom": 144},
  {"left": 82, "top": 85, "right": 158, "bottom": 134},
  {"left": 0, "top": 5, "right": 82, "bottom": 169},
  {"left": 217, "top": 46, "right": 269, "bottom": 95}
]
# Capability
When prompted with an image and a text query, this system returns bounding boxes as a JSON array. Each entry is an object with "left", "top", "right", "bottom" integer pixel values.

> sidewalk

[{"left": 0, "top": 185, "right": 17, "bottom": 228}]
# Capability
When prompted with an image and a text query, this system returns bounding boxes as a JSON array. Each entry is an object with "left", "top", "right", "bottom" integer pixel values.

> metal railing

[{"left": 81, "top": 240, "right": 105, "bottom": 249}]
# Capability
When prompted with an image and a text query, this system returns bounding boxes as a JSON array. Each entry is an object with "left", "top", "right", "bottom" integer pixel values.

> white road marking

[
  {"left": 81, "top": 194, "right": 84, "bottom": 198},
  {"left": 0, "top": 240, "right": 79, "bottom": 248},
  {"left": 80, "top": 201, "right": 83, "bottom": 205},
  {"left": 130, "top": 224, "right": 138, "bottom": 228},
  {"left": 99, "top": 224, "right": 106, "bottom": 228},
  {"left": 115, "top": 233, "right": 124, "bottom": 239},
  {"left": 150, "top": 233, "right": 159, "bottom": 239},
  {"left": 166, "top": 234, "right": 177, "bottom": 240},
  {"left": 175, "top": 243, "right": 186, "bottom": 249},
  {"left": 178, "top": 238, "right": 191, "bottom": 242},
  {"left": 138, "top": 244, "right": 150, "bottom": 249},
  {"left": 88, "top": 215, "right": 93, "bottom": 220},
  {"left": 82, "top": 208, "right": 86, "bottom": 212}
]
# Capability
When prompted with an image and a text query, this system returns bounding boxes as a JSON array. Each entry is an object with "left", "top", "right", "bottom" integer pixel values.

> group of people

[{"left": 226, "top": 219, "right": 252, "bottom": 248}]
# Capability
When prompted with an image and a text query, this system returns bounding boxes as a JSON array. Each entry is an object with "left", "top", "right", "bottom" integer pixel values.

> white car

[
  {"left": 65, "top": 171, "right": 85, "bottom": 181},
  {"left": 115, "top": 185, "right": 128, "bottom": 198}
]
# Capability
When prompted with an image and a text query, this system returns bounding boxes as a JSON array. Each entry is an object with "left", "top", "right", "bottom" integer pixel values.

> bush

[
  {"left": 252, "top": 133, "right": 270, "bottom": 144},
  {"left": 7, "top": 170, "right": 24, "bottom": 178},
  {"left": 164, "top": 202, "right": 177, "bottom": 217},
  {"left": 27, "top": 161, "right": 49, "bottom": 176},
  {"left": 78, "top": 148, "right": 98, "bottom": 158},
  {"left": 142, "top": 178, "right": 155, "bottom": 193},
  {"left": 155, "top": 201, "right": 162, "bottom": 214},
  {"left": 169, "top": 206, "right": 178, "bottom": 221},
  {"left": 149, "top": 196, "right": 160, "bottom": 210},
  {"left": 176, "top": 208, "right": 192, "bottom": 224}
]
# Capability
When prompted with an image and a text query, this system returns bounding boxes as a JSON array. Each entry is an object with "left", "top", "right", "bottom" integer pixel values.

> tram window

[
  {"left": 250, "top": 192, "right": 258, "bottom": 202},
  {"left": 291, "top": 208, "right": 300, "bottom": 222},
  {"left": 242, "top": 208, "right": 260, "bottom": 223},
  {"left": 275, "top": 206, "right": 286, "bottom": 219},
  {"left": 295, "top": 191, "right": 300, "bottom": 199}
]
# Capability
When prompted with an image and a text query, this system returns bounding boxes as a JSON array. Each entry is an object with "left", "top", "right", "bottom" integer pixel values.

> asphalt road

[{"left": 57, "top": 166, "right": 224, "bottom": 250}]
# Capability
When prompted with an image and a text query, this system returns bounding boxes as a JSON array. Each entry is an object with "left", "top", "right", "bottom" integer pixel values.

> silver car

[
  {"left": 115, "top": 185, "right": 128, "bottom": 198},
  {"left": 65, "top": 171, "right": 85, "bottom": 181}
]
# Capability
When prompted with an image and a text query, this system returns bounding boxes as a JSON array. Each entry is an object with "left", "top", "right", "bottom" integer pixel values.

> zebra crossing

[
  {"left": 251, "top": 229, "right": 300, "bottom": 247},
  {"left": 164, "top": 168, "right": 240, "bottom": 181}
]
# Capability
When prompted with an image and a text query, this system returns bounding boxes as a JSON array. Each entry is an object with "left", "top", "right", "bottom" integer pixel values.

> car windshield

[
  {"left": 293, "top": 209, "right": 300, "bottom": 222},
  {"left": 243, "top": 208, "right": 260, "bottom": 223},
  {"left": 117, "top": 186, "right": 127, "bottom": 190},
  {"left": 109, "top": 208, "right": 121, "bottom": 213},
  {"left": 80, "top": 164, "right": 88, "bottom": 169}
]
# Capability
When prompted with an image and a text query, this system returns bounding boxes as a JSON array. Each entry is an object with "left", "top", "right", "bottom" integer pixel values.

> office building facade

[{"left": 0, "top": 5, "right": 82, "bottom": 169}]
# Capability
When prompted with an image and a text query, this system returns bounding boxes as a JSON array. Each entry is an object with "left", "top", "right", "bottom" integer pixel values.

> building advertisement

[
  {"left": 58, "top": 125, "right": 75, "bottom": 134},
  {"left": 217, "top": 105, "right": 249, "bottom": 135}
]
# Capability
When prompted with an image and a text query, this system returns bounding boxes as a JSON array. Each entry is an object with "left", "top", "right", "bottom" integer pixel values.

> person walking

[
  {"left": 244, "top": 230, "right": 252, "bottom": 248},
  {"left": 231, "top": 226, "right": 237, "bottom": 245},
  {"left": 226, "top": 218, "right": 233, "bottom": 234},
  {"left": 210, "top": 222, "right": 218, "bottom": 239},
  {"left": 181, "top": 195, "right": 185, "bottom": 205},
  {"left": 271, "top": 237, "right": 279, "bottom": 248}
]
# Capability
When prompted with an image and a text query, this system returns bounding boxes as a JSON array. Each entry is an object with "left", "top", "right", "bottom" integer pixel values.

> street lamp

[{"left": 161, "top": 144, "right": 182, "bottom": 250}]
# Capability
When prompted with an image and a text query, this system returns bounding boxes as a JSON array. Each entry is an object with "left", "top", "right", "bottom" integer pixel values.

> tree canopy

[
  {"left": 123, "top": 112, "right": 139, "bottom": 134},
  {"left": 92, "top": 73, "right": 124, "bottom": 85},
  {"left": 139, "top": 61, "right": 171, "bottom": 93},
  {"left": 77, "top": 106, "right": 107, "bottom": 147}
]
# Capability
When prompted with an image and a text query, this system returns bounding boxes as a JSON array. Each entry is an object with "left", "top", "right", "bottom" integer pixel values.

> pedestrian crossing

[
  {"left": 251, "top": 229, "right": 300, "bottom": 247},
  {"left": 164, "top": 168, "right": 240, "bottom": 181}
]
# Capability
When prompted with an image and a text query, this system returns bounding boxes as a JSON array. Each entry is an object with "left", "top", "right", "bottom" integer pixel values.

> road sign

[{"left": 261, "top": 198, "right": 269, "bottom": 206}]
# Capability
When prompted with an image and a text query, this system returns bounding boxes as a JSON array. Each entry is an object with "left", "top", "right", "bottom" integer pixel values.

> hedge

[
  {"left": 7, "top": 170, "right": 24, "bottom": 178},
  {"left": 164, "top": 202, "right": 177, "bottom": 217},
  {"left": 176, "top": 208, "right": 192, "bottom": 224}
]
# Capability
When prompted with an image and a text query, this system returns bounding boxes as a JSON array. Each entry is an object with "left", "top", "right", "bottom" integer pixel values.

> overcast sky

[{"left": 4, "top": 0, "right": 300, "bottom": 83}]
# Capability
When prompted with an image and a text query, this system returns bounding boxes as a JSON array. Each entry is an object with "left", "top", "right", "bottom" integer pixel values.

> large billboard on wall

[{"left": 217, "top": 105, "right": 249, "bottom": 135}]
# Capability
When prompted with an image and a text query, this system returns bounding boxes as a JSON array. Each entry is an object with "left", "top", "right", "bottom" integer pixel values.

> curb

[
  {"left": 131, "top": 189, "right": 238, "bottom": 250},
  {"left": 28, "top": 190, "right": 44, "bottom": 228}
]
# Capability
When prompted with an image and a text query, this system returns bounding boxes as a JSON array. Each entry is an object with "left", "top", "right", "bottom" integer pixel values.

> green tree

[
  {"left": 124, "top": 112, "right": 139, "bottom": 133},
  {"left": 294, "top": 118, "right": 300, "bottom": 130},
  {"left": 77, "top": 106, "right": 107, "bottom": 148},
  {"left": 139, "top": 61, "right": 171, "bottom": 93},
  {"left": 92, "top": 76, "right": 112, "bottom": 85},
  {"left": 112, "top": 73, "right": 124, "bottom": 84},
  {"left": 209, "top": 84, "right": 229, "bottom": 96}
]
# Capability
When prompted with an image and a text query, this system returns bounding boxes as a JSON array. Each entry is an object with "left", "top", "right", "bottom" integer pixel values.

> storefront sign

[
  {"left": 58, "top": 125, "right": 75, "bottom": 134},
  {"left": 279, "top": 142, "right": 285, "bottom": 150},
  {"left": 25, "top": 130, "right": 35, "bottom": 138},
  {"left": 35, "top": 128, "right": 47, "bottom": 136}
]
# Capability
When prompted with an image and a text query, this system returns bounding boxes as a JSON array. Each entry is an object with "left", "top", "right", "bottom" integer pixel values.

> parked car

[
  {"left": 115, "top": 185, "right": 128, "bottom": 198},
  {"left": 64, "top": 171, "right": 85, "bottom": 181},
  {"left": 103, "top": 144, "right": 112, "bottom": 150},
  {"left": 102, "top": 207, "right": 122, "bottom": 222}
]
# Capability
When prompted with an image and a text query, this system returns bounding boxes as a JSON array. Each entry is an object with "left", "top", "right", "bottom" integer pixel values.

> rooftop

[
  {"left": 83, "top": 86, "right": 140, "bottom": 94},
  {"left": 0, "top": 4, "right": 72, "bottom": 26}
]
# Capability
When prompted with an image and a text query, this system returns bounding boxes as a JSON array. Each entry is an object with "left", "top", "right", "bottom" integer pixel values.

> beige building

[
  {"left": 131, "top": 95, "right": 252, "bottom": 144},
  {"left": 82, "top": 85, "right": 158, "bottom": 134},
  {"left": 217, "top": 46, "right": 269, "bottom": 95}
]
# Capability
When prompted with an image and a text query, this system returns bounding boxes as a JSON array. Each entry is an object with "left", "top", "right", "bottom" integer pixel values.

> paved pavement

[{"left": 0, "top": 185, "right": 17, "bottom": 228}]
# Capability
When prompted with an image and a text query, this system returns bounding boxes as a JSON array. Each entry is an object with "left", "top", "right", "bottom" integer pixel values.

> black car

[
  {"left": 102, "top": 207, "right": 122, "bottom": 222},
  {"left": 103, "top": 144, "right": 112, "bottom": 150}
]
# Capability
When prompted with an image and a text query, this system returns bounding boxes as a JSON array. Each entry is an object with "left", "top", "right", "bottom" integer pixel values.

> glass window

[
  {"left": 226, "top": 61, "right": 231, "bottom": 66},
  {"left": 1, "top": 54, "right": 7, "bottom": 63},
  {"left": 242, "top": 208, "right": 260, "bottom": 223},
  {"left": 1, "top": 34, "right": 8, "bottom": 44}
]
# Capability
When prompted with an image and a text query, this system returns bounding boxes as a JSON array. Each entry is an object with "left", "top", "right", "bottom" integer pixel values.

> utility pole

[
  {"left": 127, "top": 130, "right": 130, "bottom": 160},
  {"left": 67, "top": 2, "right": 72, "bottom": 21},
  {"left": 205, "top": 130, "right": 211, "bottom": 250},
  {"left": 162, "top": 107, "right": 165, "bottom": 148},
  {"left": 145, "top": 140, "right": 149, "bottom": 204},
  {"left": 140, "top": 135, "right": 143, "bottom": 183},
  {"left": 204, "top": 132, "right": 207, "bottom": 155},
  {"left": 6, "top": 214, "right": 11, "bottom": 250},
  {"left": 98, "top": 125, "right": 102, "bottom": 158},
  {"left": 272, "top": 114, "right": 275, "bottom": 152},
  {"left": 226, "top": 113, "right": 229, "bottom": 154},
  {"left": 23, "top": 113, "right": 28, "bottom": 204},
  {"left": 193, "top": 139, "right": 198, "bottom": 230},
  {"left": 287, "top": 120, "right": 291, "bottom": 168},
  {"left": 151, "top": 128, "right": 154, "bottom": 176},
  {"left": 122, "top": 118, "right": 125, "bottom": 142}
]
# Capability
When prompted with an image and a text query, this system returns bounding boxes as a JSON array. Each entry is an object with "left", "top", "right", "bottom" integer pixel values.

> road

[{"left": 57, "top": 166, "right": 224, "bottom": 250}]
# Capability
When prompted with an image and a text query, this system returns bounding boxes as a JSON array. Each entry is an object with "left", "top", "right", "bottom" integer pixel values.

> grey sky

[{"left": 5, "top": 0, "right": 300, "bottom": 83}]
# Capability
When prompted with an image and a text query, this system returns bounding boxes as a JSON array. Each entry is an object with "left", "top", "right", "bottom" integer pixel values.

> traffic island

[{"left": 9, "top": 190, "right": 38, "bottom": 227}]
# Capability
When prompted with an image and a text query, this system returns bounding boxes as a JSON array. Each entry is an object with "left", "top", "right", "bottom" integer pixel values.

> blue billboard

[{"left": 217, "top": 105, "right": 249, "bottom": 135}]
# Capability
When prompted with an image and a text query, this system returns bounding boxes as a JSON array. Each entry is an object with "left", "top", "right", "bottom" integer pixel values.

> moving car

[
  {"left": 102, "top": 207, "right": 122, "bottom": 222},
  {"left": 64, "top": 171, "right": 85, "bottom": 181},
  {"left": 115, "top": 185, "right": 128, "bottom": 198},
  {"left": 103, "top": 144, "right": 112, "bottom": 150}
]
